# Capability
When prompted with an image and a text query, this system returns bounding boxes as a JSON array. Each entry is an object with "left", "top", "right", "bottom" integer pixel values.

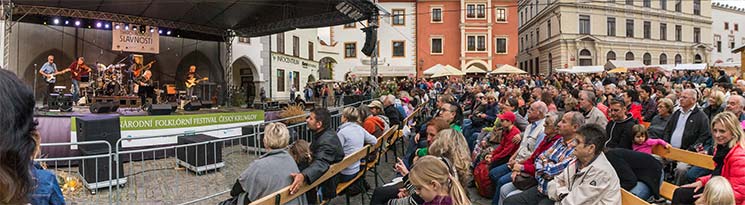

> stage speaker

[
  {"left": 176, "top": 134, "right": 224, "bottom": 173},
  {"left": 49, "top": 94, "right": 73, "bottom": 112},
  {"left": 148, "top": 104, "right": 174, "bottom": 115},
  {"left": 361, "top": 26, "right": 378, "bottom": 56},
  {"left": 200, "top": 100, "right": 213, "bottom": 109},
  {"left": 48, "top": 93, "right": 60, "bottom": 110},
  {"left": 76, "top": 115, "right": 121, "bottom": 153},
  {"left": 184, "top": 101, "right": 202, "bottom": 111},
  {"left": 79, "top": 148, "right": 126, "bottom": 188},
  {"left": 90, "top": 101, "right": 118, "bottom": 113}
]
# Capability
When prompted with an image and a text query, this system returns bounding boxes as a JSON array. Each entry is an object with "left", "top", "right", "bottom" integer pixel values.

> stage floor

[{"left": 35, "top": 105, "right": 263, "bottom": 117}]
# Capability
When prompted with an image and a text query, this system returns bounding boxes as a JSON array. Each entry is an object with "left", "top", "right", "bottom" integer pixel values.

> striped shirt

[{"left": 535, "top": 138, "right": 576, "bottom": 194}]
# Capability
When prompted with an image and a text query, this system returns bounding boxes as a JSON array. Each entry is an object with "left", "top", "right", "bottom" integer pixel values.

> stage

[{"left": 35, "top": 106, "right": 265, "bottom": 158}]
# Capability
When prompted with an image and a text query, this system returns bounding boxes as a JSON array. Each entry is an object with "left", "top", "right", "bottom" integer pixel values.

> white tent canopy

[
  {"left": 674, "top": 63, "right": 708, "bottom": 70},
  {"left": 605, "top": 60, "right": 646, "bottom": 70},
  {"left": 491, "top": 64, "right": 527, "bottom": 74},
  {"left": 558, "top": 66, "right": 604, "bottom": 73},
  {"left": 465, "top": 65, "right": 488, "bottom": 73},
  {"left": 423, "top": 64, "right": 446, "bottom": 75}
]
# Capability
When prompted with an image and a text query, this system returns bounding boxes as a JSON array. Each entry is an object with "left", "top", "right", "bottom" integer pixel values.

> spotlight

[
  {"left": 125, "top": 25, "right": 129, "bottom": 30},
  {"left": 150, "top": 28, "right": 155, "bottom": 33},
  {"left": 64, "top": 20, "right": 69, "bottom": 25},
  {"left": 158, "top": 30, "right": 163, "bottom": 34},
  {"left": 96, "top": 22, "right": 102, "bottom": 28},
  {"left": 105, "top": 24, "right": 110, "bottom": 29},
  {"left": 115, "top": 24, "right": 120, "bottom": 29},
  {"left": 53, "top": 19, "right": 60, "bottom": 25},
  {"left": 166, "top": 31, "right": 172, "bottom": 35},
  {"left": 74, "top": 21, "right": 81, "bottom": 26},
  {"left": 133, "top": 26, "right": 137, "bottom": 31}
]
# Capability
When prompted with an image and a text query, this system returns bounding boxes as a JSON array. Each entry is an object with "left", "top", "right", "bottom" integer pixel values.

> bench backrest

[
  {"left": 651, "top": 145, "right": 715, "bottom": 170},
  {"left": 249, "top": 145, "right": 372, "bottom": 205}
]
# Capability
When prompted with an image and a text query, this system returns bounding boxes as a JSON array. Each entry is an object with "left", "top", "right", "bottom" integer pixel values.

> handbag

[{"left": 512, "top": 172, "right": 538, "bottom": 190}]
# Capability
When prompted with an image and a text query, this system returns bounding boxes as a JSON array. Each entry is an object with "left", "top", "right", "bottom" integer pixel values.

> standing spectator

[
  {"left": 290, "top": 84, "right": 296, "bottom": 102},
  {"left": 606, "top": 98, "right": 639, "bottom": 150},
  {"left": 289, "top": 108, "right": 345, "bottom": 203},
  {"left": 663, "top": 89, "right": 712, "bottom": 185},
  {"left": 673, "top": 112, "right": 745, "bottom": 204},
  {"left": 321, "top": 85, "right": 329, "bottom": 107},
  {"left": 231, "top": 123, "right": 306, "bottom": 205}
]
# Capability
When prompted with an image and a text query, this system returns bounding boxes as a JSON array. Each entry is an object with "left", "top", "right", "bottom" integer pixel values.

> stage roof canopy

[{"left": 11, "top": 0, "right": 377, "bottom": 40}]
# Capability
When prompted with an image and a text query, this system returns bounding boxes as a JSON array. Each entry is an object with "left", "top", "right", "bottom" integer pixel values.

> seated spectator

[
  {"left": 484, "top": 112, "right": 522, "bottom": 168},
  {"left": 231, "top": 123, "right": 307, "bottom": 204},
  {"left": 578, "top": 90, "right": 608, "bottom": 127},
  {"left": 606, "top": 148, "right": 664, "bottom": 201},
  {"left": 384, "top": 95, "right": 404, "bottom": 128},
  {"left": 289, "top": 108, "right": 345, "bottom": 203},
  {"left": 663, "top": 89, "right": 711, "bottom": 185},
  {"left": 499, "top": 98, "right": 528, "bottom": 132},
  {"left": 703, "top": 91, "right": 725, "bottom": 121},
  {"left": 336, "top": 107, "right": 377, "bottom": 183},
  {"left": 500, "top": 112, "right": 582, "bottom": 205},
  {"left": 428, "top": 129, "right": 473, "bottom": 189},
  {"left": 695, "top": 176, "right": 736, "bottom": 205},
  {"left": 359, "top": 105, "right": 386, "bottom": 137},
  {"left": 409, "top": 156, "right": 471, "bottom": 205},
  {"left": 648, "top": 98, "right": 674, "bottom": 139},
  {"left": 288, "top": 140, "right": 312, "bottom": 170},
  {"left": 439, "top": 103, "right": 464, "bottom": 132},
  {"left": 0, "top": 69, "right": 44, "bottom": 204},
  {"left": 368, "top": 100, "right": 390, "bottom": 128},
  {"left": 631, "top": 124, "right": 671, "bottom": 154},
  {"left": 673, "top": 112, "right": 745, "bottom": 205},
  {"left": 606, "top": 98, "right": 639, "bottom": 150}
]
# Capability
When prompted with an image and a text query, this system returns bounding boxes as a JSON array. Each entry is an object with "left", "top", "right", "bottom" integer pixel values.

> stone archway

[
  {"left": 175, "top": 51, "right": 222, "bottom": 102},
  {"left": 231, "top": 56, "right": 260, "bottom": 104},
  {"left": 319, "top": 57, "right": 337, "bottom": 80},
  {"left": 24, "top": 49, "right": 73, "bottom": 102}
]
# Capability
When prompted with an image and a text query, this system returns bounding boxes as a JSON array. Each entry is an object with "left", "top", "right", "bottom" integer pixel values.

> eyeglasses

[{"left": 610, "top": 108, "right": 623, "bottom": 112}]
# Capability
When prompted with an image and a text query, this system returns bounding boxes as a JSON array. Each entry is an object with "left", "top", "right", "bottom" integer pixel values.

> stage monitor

[
  {"left": 90, "top": 101, "right": 117, "bottom": 113},
  {"left": 184, "top": 101, "right": 202, "bottom": 111},
  {"left": 148, "top": 104, "right": 173, "bottom": 115}
]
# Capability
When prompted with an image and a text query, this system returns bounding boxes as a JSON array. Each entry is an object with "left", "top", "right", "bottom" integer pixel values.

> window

[
  {"left": 694, "top": 54, "right": 702, "bottom": 63},
  {"left": 292, "top": 36, "right": 299, "bottom": 57},
  {"left": 660, "top": 23, "right": 667, "bottom": 40},
  {"left": 607, "top": 17, "right": 616, "bottom": 36},
  {"left": 644, "top": 0, "right": 651, "bottom": 7},
  {"left": 675, "top": 0, "right": 681, "bottom": 12},
  {"left": 675, "top": 54, "right": 682, "bottom": 64},
  {"left": 661, "top": 0, "right": 667, "bottom": 10},
  {"left": 579, "top": 15, "right": 591, "bottom": 35},
  {"left": 626, "top": 19, "right": 634, "bottom": 37},
  {"left": 675, "top": 25, "right": 682, "bottom": 41},
  {"left": 625, "top": 52, "right": 635, "bottom": 60},
  {"left": 308, "top": 42, "right": 314, "bottom": 60},
  {"left": 660, "top": 53, "right": 667, "bottom": 64},
  {"left": 643, "top": 53, "right": 652, "bottom": 65},
  {"left": 530, "top": 32, "right": 534, "bottom": 48},
  {"left": 292, "top": 71, "right": 300, "bottom": 90},
  {"left": 626, "top": 0, "right": 633, "bottom": 5},
  {"left": 239, "top": 37, "right": 250, "bottom": 44},
  {"left": 730, "top": 35, "right": 736, "bottom": 49},
  {"left": 477, "top": 36, "right": 486, "bottom": 51},
  {"left": 344, "top": 43, "right": 356, "bottom": 58},
  {"left": 715, "top": 35, "right": 722, "bottom": 52},
  {"left": 392, "top": 41, "right": 405, "bottom": 57},
  {"left": 536, "top": 28, "right": 540, "bottom": 42},
  {"left": 392, "top": 9, "right": 405, "bottom": 25},
  {"left": 579, "top": 49, "right": 593, "bottom": 66},
  {"left": 344, "top": 23, "right": 355, "bottom": 28},
  {"left": 607, "top": 51, "right": 616, "bottom": 61},
  {"left": 547, "top": 20, "right": 552, "bottom": 37},
  {"left": 694, "top": 27, "right": 700, "bottom": 43},
  {"left": 736, "top": 24, "right": 739, "bottom": 31},
  {"left": 644, "top": 21, "right": 651, "bottom": 39},
  {"left": 725, "top": 22, "right": 730, "bottom": 30},
  {"left": 548, "top": 53, "right": 553, "bottom": 70},
  {"left": 496, "top": 38, "right": 508, "bottom": 54},
  {"left": 277, "top": 33, "right": 285, "bottom": 54},
  {"left": 467, "top": 4, "right": 476, "bottom": 18},
  {"left": 432, "top": 8, "right": 442, "bottom": 22},
  {"left": 277, "top": 69, "right": 285, "bottom": 92},
  {"left": 496, "top": 8, "right": 507, "bottom": 22},
  {"left": 467, "top": 36, "right": 476, "bottom": 51},
  {"left": 431, "top": 38, "right": 443, "bottom": 54},
  {"left": 477, "top": 4, "right": 486, "bottom": 18},
  {"left": 693, "top": 0, "right": 700, "bottom": 15}
]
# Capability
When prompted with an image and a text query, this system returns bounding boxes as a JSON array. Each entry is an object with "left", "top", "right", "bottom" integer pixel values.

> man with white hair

[
  {"left": 662, "top": 89, "right": 711, "bottom": 185},
  {"left": 725, "top": 94, "right": 745, "bottom": 122}
]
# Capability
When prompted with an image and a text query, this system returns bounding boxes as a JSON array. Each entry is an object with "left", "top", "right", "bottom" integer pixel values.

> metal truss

[
  {"left": 12, "top": 4, "right": 225, "bottom": 36},
  {"left": 224, "top": 32, "right": 235, "bottom": 107}
]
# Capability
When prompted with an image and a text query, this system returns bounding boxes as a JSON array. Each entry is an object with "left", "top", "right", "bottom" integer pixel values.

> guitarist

[
  {"left": 185, "top": 65, "right": 206, "bottom": 99},
  {"left": 136, "top": 69, "right": 156, "bottom": 108},
  {"left": 128, "top": 54, "right": 154, "bottom": 95},
  {"left": 64, "top": 57, "right": 92, "bottom": 104},
  {"left": 38, "top": 54, "right": 58, "bottom": 106}
]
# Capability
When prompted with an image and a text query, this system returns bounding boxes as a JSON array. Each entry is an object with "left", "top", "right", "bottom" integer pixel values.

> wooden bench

[
  {"left": 385, "top": 105, "right": 424, "bottom": 162},
  {"left": 249, "top": 145, "right": 372, "bottom": 205},
  {"left": 364, "top": 125, "right": 398, "bottom": 187},
  {"left": 622, "top": 144, "right": 714, "bottom": 205}
]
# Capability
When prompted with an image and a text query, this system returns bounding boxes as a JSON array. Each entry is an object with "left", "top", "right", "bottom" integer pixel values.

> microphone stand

[{"left": 33, "top": 63, "right": 38, "bottom": 108}]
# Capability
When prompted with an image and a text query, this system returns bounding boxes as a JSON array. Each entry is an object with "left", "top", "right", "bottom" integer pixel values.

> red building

[{"left": 416, "top": 0, "right": 518, "bottom": 77}]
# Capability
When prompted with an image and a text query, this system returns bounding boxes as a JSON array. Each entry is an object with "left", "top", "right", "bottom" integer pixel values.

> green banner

[{"left": 117, "top": 111, "right": 264, "bottom": 131}]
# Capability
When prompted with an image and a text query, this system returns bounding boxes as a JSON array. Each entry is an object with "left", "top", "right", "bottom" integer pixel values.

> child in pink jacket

[{"left": 631, "top": 124, "right": 670, "bottom": 154}]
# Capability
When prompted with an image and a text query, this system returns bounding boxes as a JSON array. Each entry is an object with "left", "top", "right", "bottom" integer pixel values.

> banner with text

[
  {"left": 112, "top": 22, "right": 160, "bottom": 54},
  {"left": 70, "top": 111, "right": 264, "bottom": 148}
]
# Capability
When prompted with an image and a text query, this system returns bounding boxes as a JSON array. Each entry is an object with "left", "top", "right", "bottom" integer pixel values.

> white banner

[{"left": 112, "top": 22, "right": 160, "bottom": 54}]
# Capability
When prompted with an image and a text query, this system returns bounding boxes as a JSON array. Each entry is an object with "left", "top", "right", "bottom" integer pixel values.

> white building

[
  {"left": 328, "top": 1, "right": 417, "bottom": 81},
  {"left": 266, "top": 29, "right": 321, "bottom": 101},
  {"left": 230, "top": 36, "right": 266, "bottom": 104},
  {"left": 710, "top": 3, "right": 745, "bottom": 67}
]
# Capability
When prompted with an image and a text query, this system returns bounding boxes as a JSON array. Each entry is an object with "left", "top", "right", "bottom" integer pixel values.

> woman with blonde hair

[
  {"left": 703, "top": 90, "right": 725, "bottom": 121},
  {"left": 696, "top": 176, "right": 736, "bottom": 205},
  {"left": 428, "top": 129, "right": 473, "bottom": 187},
  {"left": 673, "top": 112, "right": 745, "bottom": 205},
  {"left": 409, "top": 156, "right": 471, "bottom": 205}
]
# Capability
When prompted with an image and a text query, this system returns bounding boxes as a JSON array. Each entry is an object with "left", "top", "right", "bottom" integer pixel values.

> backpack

[{"left": 473, "top": 161, "right": 495, "bottom": 198}]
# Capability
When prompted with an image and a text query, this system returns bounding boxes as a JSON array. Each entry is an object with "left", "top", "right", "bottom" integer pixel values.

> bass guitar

[
  {"left": 133, "top": 60, "right": 156, "bottom": 78},
  {"left": 185, "top": 77, "right": 209, "bottom": 88}
]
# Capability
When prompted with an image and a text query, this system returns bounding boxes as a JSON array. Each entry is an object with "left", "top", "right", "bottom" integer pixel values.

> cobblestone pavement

[{"left": 47, "top": 143, "right": 491, "bottom": 205}]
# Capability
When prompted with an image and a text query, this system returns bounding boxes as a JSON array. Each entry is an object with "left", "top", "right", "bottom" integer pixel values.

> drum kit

[{"left": 89, "top": 63, "right": 127, "bottom": 96}]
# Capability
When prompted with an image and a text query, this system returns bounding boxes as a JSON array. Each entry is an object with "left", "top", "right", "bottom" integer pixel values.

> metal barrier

[
  {"left": 35, "top": 99, "right": 374, "bottom": 204},
  {"left": 34, "top": 141, "right": 113, "bottom": 204}
]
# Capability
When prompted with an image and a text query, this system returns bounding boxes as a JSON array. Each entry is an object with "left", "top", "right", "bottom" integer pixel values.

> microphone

[{"left": 34, "top": 63, "right": 37, "bottom": 67}]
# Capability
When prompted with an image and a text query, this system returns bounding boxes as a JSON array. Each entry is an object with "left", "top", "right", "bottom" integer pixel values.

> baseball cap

[
  {"left": 498, "top": 111, "right": 516, "bottom": 123},
  {"left": 367, "top": 101, "right": 384, "bottom": 110}
]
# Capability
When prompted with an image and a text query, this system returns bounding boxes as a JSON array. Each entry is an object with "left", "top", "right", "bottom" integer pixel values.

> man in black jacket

[
  {"left": 662, "top": 89, "right": 711, "bottom": 185},
  {"left": 606, "top": 148, "right": 664, "bottom": 201},
  {"left": 606, "top": 98, "right": 639, "bottom": 149},
  {"left": 289, "top": 108, "right": 345, "bottom": 203},
  {"left": 383, "top": 95, "right": 403, "bottom": 128}
]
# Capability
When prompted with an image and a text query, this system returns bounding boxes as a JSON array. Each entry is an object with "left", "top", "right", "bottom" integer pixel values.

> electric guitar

[
  {"left": 44, "top": 71, "right": 63, "bottom": 83},
  {"left": 185, "top": 77, "right": 209, "bottom": 88},
  {"left": 133, "top": 60, "right": 156, "bottom": 77}
]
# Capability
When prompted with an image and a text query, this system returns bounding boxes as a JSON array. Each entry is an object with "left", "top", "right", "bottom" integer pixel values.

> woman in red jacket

[{"left": 673, "top": 111, "right": 745, "bottom": 205}]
